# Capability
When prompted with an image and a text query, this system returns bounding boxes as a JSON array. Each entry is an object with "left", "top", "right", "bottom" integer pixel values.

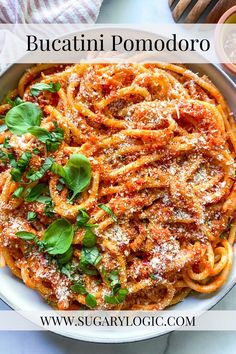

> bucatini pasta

[{"left": 0, "top": 63, "right": 236, "bottom": 310}]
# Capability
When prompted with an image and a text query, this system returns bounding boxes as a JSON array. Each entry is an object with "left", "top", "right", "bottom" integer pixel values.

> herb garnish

[
  {"left": 12, "top": 186, "right": 24, "bottom": 198},
  {"left": 10, "top": 152, "right": 32, "bottom": 182},
  {"left": 16, "top": 218, "right": 74, "bottom": 256},
  {"left": 51, "top": 154, "right": 91, "bottom": 202},
  {"left": 79, "top": 246, "right": 101, "bottom": 275},
  {"left": 30, "top": 82, "right": 61, "bottom": 97},
  {"left": 98, "top": 204, "right": 117, "bottom": 222},
  {"left": 27, "top": 157, "right": 54, "bottom": 182},
  {"left": 71, "top": 281, "right": 97, "bottom": 308},
  {"left": 27, "top": 211, "right": 37, "bottom": 221},
  {"left": 104, "top": 288, "right": 128, "bottom": 305},
  {"left": 5, "top": 102, "right": 42, "bottom": 135},
  {"left": 6, "top": 96, "right": 23, "bottom": 107},
  {"left": 28, "top": 125, "right": 64, "bottom": 152}
]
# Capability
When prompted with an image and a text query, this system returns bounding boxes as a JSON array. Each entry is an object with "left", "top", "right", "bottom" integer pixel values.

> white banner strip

[
  {"left": 0, "top": 310, "right": 236, "bottom": 331},
  {"left": 0, "top": 24, "right": 235, "bottom": 64}
]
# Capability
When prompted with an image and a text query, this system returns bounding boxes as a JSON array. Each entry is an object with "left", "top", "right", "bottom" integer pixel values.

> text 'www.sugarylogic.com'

[{"left": 39, "top": 315, "right": 196, "bottom": 328}]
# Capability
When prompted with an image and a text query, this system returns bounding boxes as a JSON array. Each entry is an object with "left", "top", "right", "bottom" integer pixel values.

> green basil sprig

[
  {"left": 83, "top": 228, "right": 97, "bottom": 248},
  {"left": 0, "top": 150, "right": 8, "bottom": 164},
  {"left": 12, "top": 186, "right": 24, "bottom": 198},
  {"left": 5, "top": 102, "right": 42, "bottom": 135},
  {"left": 28, "top": 126, "right": 64, "bottom": 152},
  {"left": 102, "top": 269, "right": 127, "bottom": 305},
  {"left": 109, "top": 270, "right": 120, "bottom": 289},
  {"left": 76, "top": 209, "right": 90, "bottom": 227},
  {"left": 5, "top": 102, "right": 63, "bottom": 153},
  {"left": 27, "top": 157, "right": 54, "bottom": 182},
  {"left": 76, "top": 209, "right": 98, "bottom": 248},
  {"left": 6, "top": 96, "right": 23, "bottom": 107},
  {"left": 16, "top": 231, "right": 38, "bottom": 241},
  {"left": 52, "top": 154, "right": 92, "bottom": 201},
  {"left": 79, "top": 246, "right": 101, "bottom": 275},
  {"left": 71, "top": 281, "right": 97, "bottom": 308},
  {"left": 27, "top": 211, "right": 37, "bottom": 221},
  {"left": 85, "top": 293, "right": 97, "bottom": 308},
  {"left": 57, "top": 246, "right": 73, "bottom": 266},
  {"left": 25, "top": 183, "right": 48, "bottom": 202},
  {"left": 60, "top": 262, "right": 78, "bottom": 279},
  {"left": 98, "top": 204, "right": 117, "bottom": 222},
  {"left": 43, "top": 218, "right": 74, "bottom": 255},
  {"left": 105, "top": 288, "right": 128, "bottom": 305},
  {"left": 16, "top": 218, "right": 74, "bottom": 256},
  {"left": 101, "top": 268, "right": 121, "bottom": 291},
  {"left": 3, "top": 137, "right": 11, "bottom": 149},
  {"left": 30, "top": 82, "right": 61, "bottom": 97},
  {"left": 24, "top": 183, "right": 55, "bottom": 217},
  {"left": 75, "top": 209, "right": 98, "bottom": 229},
  {"left": 10, "top": 151, "right": 32, "bottom": 182},
  {"left": 71, "top": 282, "right": 87, "bottom": 295}
]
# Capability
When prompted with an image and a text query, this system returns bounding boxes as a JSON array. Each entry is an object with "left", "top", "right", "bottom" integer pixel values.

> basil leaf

[
  {"left": 51, "top": 154, "right": 91, "bottom": 201},
  {"left": 10, "top": 168, "right": 22, "bottom": 182},
  {"left": 77, "top": 209, "right": 90, "bottom": 227},
  {"left": 51, "top": 162, "right": 66, "bottom": 179},
  {"left": 27, "top": 157, "right": 54, "bottom": 181},
  {"left": 17, "top": 152, "right": 32, "bottom": 172},
  {"left": 84, "top": 223, "right": 99, "bottom": 229},
  {"left": 60, "top": 263, "right": 78, "bottom": 279},
  {"left": 64, "top": 154, "right": 91, "bottom": 201},
  {"left": 57, "top": 246, "right": 73, "bottom": 266},
  {"left": 101, "top": 266, "right": 109, "bottom": 283},
  {"left": 98, "top": 204, "right": 117, "bottom": 222},
  {"left": 16, "top": 231, "right": 36, "bottom": 240},
  {"left": 42, "top": 218, "right": 74, "bottom": 255},
  {"left": 0, "top": 150, "right": 8, "bottom": 163},
  {"left": 33, "top": 148, "right": 40, "bottom": 155},
  {"left": 43, "top": 199, "right": 55, "bottom": 217},
  {"left": 25, "top": 183, "right": 48, "bottom": 202},
  {"left": 12, "top": 186, "right": 24, "bottom": 198},
  {"left": 28, "top": 126, "right": 64, "bottom": 152},
  {"left": 16, "top": 230, "right": 44, "bottom": 250},
  {"left": 79, "top": 246, "right": 101, "bottom": 275},
  {"left": 82, "top": 228, "right": 97, "bottom": 248},
  {"left": 109, "top": 270, "right": 120, "bottom": 288},
  {"left": 71, "top": 282, "right": 87, "bottom": 295},
  {"left": 5, "top": 102, "right": 42, "bottom": 135},
  {"left": 85, "top": 293, "right": 97, "bottom": 308},
  {"left": 105, "top": 288, "right": 128, "bottom": 305},
  {"left": 8, "top": 153, "right": 16, "bottom": 167},
  {"left": 28, "top": 127, "right": 50, "bottom": 142},
  {"left": 27, "top": 211, "right": 37, "bottom": 221},
  {"left": 37, "top": 196, "right": 52, "bottom": 204},
  {"left": 6, "top": 96, "right": 23, "bottom": 107},
  {"left": 10, "top": 151, "right": 32, "bottom": 182},
  {"left": 3, "top": 137, "right": 11, "bottom": 148},
  {"left": 30, "top": 82, "right": 61, "bottom": 97}
]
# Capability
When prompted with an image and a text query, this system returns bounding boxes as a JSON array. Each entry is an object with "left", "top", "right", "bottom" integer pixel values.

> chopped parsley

[{"left": 27, "top": 211, "right": 37, "bottom": 221}]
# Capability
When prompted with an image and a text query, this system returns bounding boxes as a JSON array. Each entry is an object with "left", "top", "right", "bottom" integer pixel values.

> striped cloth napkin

[{"left": 0, "top": 0, "right": 103, "bottom": 23}]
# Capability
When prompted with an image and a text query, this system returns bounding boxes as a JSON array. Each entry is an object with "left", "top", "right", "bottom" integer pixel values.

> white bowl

[{"left": 0, "top": 61, "right": 236, "bottom": 343}]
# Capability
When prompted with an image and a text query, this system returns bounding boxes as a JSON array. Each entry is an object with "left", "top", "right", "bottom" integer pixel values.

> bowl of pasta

[{"left": 0, "top": 57, "right": 236, "bottom": 342}]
